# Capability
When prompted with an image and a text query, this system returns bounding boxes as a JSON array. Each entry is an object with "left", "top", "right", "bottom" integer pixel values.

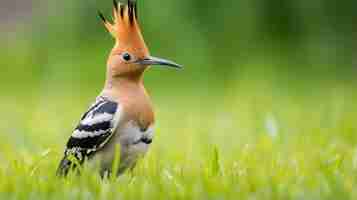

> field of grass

[
  {"left": 0, "top": 64, "right": 357, "bottom": 200},
  {"left": 0, "top": 0, "right": 355, "bottom": 197}
]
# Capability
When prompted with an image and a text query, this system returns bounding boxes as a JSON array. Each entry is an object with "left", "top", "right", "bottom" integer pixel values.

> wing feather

[{"left": 57, "top": 96, "right": 120, "bottom": 176}]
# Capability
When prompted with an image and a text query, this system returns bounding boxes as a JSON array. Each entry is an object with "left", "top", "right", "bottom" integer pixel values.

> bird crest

[{"left": 98, "top": 0, "right": 148, "bottom": 55}]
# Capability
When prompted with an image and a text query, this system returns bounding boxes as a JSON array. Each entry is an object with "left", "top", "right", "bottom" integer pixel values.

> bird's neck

[
  {"left": 103, "top": 75, "right": 144, "bottom": 98},
  {"left": 102, "top": 75, "right": 155, "bottom": 127}
]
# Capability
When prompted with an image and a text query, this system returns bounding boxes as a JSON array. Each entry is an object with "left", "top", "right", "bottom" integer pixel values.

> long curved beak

[{"left": 136, "top": 56, "right": 183, "bottom": 69}]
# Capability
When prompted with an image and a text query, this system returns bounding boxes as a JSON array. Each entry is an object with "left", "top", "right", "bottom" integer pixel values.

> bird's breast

[
  {"left": 95, "top": 120, "right": 154, "bottom": 172},
  {"left": 116, "top": 120, "right": 154, "bottom": 148},
  {"left": 117, "top": 85, "right": 155, "bottom": 129}
]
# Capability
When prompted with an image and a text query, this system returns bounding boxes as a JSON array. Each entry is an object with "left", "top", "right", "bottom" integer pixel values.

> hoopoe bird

[{"left": 56, "top": 0, "right": 181, "bottom": 177}]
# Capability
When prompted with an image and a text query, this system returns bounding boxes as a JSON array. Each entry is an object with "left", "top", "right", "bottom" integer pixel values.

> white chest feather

[
  {"left": 117, "top": 121, "right": 154, "bottom": 147},
  {"left": 95, "top": 121, "right": 154, "bottom": 172}
]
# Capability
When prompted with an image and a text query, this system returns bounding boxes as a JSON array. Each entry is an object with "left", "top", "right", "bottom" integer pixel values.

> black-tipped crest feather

[
  {"left": 98, "top": 0, "right": 138, "bottom": 34},
  {"left": 120, "top": 4, "right": 125, "bottom": 18},
  {"left": 128, "top": 0, "right": 134, "bottom": 24},
  {"left": 113, "top": 0, "right": 118, "bottom": 12},
  {"left": 97, "top": 11, "right": 107, "bottom": 22},
  {"left": 134, "top": 3, "right": 138, "bottom": 19}
]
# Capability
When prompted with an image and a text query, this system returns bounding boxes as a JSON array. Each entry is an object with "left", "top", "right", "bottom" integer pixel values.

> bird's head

[{"left": 99, "top": 0, "right": 182, "bottom": 81}]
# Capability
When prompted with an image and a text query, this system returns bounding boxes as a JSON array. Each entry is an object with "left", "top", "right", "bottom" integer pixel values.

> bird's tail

[
  {"left": 56, "top": 156, "right": 71, "bottom": 177},
  {"left": 56, "top": 156, "right": 78, "bottom": 177}
]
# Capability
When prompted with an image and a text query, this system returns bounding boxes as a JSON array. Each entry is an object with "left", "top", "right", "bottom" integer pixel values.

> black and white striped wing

[
  {"left": 65, "top": 97, "right": 120, "bottom": 161},
  {"left": 57, "top": 97, "right": 121, "bottom": 176}
]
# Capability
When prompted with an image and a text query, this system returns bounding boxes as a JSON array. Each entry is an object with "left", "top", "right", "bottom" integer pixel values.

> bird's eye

[{"left": 122, "top": 53, "right": 131, "bottom": 61}]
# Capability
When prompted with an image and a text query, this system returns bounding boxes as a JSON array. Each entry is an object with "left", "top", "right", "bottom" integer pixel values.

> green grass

[{"left": 0, "top": 75, "right": 357, "bottom": 200}]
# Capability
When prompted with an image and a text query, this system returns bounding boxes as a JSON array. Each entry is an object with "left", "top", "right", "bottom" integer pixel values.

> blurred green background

[
  {"left": 1, "top": 0, "right": 356, "bottom": 91},
  {"left": 1, "top": 0, "right": 356, "bottom": 170},
  {"left": 0, "top": 0, "right": 357, "bottom": 199}
]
